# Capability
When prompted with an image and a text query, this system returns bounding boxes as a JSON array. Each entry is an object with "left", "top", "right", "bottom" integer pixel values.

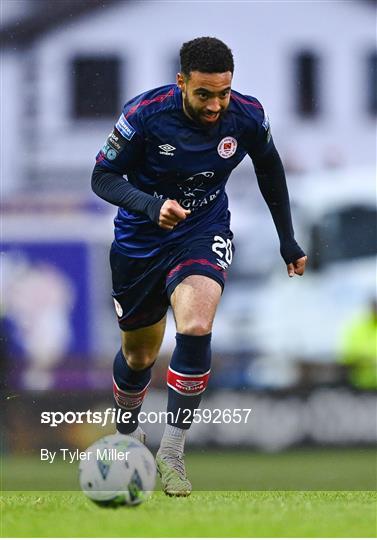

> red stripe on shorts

[{"left": 167, "top": 258, "right": 223, "bottom": 279}]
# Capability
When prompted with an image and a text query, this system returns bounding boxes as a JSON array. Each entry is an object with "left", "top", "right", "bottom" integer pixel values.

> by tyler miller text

[{"left": 40, "top": 448, "right": 130, "bottom": 464}]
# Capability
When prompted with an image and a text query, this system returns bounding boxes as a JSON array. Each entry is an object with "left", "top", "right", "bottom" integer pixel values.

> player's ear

[{"left": 176, "top": 73, "right": 185, "bottom": 90}]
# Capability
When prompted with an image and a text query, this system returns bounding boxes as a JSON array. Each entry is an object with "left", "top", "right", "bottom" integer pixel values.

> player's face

[{"left": 177, "top": 71, "right": 232, "bottom": 126}]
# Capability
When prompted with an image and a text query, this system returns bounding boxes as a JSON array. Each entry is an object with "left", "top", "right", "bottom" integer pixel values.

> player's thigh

[
  {"left": 110, "top": 244, "right": 169, "bottom": 333},
  {"left": 170, "top": 275, "right": 222, "bottom": 335},
  {"left": 121, "top": 315, "right": 167, "bottom": 369}
]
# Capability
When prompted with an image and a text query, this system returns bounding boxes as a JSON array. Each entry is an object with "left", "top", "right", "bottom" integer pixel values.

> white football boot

[{"left": 156, "top": 451, "right": 192, "bottom": 497}]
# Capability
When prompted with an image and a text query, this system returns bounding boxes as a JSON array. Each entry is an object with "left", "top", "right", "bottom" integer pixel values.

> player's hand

[
  {"left": 158, "top": 200, "right": 191, "bottom": 230},
  {"left": 287, "top": 255, "right": 307, "bottom": 277}
]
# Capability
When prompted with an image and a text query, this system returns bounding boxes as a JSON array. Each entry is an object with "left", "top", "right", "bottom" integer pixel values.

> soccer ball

[{"left": 79, "top": 434, "right": 156, "bottom": 506}]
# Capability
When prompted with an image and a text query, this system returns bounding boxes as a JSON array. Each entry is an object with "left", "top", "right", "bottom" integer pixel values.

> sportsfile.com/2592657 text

[{"left": 40, "top": 408, "right": 252, "bottom": 427}]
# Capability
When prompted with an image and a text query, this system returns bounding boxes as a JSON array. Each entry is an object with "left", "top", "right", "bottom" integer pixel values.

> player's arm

[
  {"left": 92, "top": 164, "right": 164, "bottom": 223},
  {"left": 245, "top": 102, "right": 306, "bottom": 276},
  {"left": 92, "top": 166, "right": 189, "bottom": 230},
  {"left": 252, "top": 143, "right": 306, "bottom": 276},
  {"left": 91, "top": 113, "right": 189, "bottom": 230}
]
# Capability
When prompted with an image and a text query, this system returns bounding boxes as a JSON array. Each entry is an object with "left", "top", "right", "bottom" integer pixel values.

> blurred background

[{"left": 1, "top": 0, "right": 376, "bottom": 489}]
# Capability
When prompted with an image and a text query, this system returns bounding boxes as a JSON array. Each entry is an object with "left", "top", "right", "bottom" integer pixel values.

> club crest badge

[{"left": 217, "top": 137, "right": 237, "bottom": 159}]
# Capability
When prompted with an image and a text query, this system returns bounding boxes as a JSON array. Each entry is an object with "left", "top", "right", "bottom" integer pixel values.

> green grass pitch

[
  {"left": 2, "top": 491, "right": 376, "bottom": 537},
  {"left": 1, "top": 451, "right": 376, "bottom": 537}
]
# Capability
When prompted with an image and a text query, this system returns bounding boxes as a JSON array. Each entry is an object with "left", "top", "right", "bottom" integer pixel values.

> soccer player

[{"left": 91, "top": 37, "right": 307, "bottom": 496}]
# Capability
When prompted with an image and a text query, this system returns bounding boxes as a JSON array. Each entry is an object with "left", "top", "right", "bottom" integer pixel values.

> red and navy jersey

[{"left": 96, "top": 84, "right": 273, "bottom": 257}]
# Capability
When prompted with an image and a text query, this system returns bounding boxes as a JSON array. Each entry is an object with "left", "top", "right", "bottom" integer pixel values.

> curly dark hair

[{"left": 180, "top": 37, "right": 234, "bottom": 77}]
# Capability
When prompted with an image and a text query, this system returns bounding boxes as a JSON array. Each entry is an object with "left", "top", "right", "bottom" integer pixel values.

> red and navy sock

[
  {"left": 166, "top": 332, "right": 211, "bottom": 430},
  {"left": 113, "top": 348, "right": 151, "bottom": 434}
]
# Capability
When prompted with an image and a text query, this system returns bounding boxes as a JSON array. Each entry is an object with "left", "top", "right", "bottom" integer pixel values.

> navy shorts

[{"left": 110, "top": 232, "right": 234, "bottom": 331}]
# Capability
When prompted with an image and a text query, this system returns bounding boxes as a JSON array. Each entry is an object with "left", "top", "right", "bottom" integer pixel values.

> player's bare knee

[
  {"left": 125, "top": 355, "right": 153, "bottom": 371},
  {"left": 121, "top": 349, "right": 154, "bottom": 371},
  {"left": 177, "top": 321, "right": 212, "bottom": 336}
]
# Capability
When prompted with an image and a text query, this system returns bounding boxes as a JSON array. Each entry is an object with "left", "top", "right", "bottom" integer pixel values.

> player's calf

[
  {"left": 113, "top": 349, "right": 153, "bottom": 435},
  {"left": 157, "top": 332, "right": 211, "bottom": 496},
  {"left": 165, "top": 332, "right": 211, "bottom": 429}
]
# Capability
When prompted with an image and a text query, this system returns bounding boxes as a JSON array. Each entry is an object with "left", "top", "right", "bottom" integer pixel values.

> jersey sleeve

[
  {"left": 95, "top": 108, "right": 144, "bottom": 174},
  {"left": 242, "top": 98, "right": 274, "bottom": 160}
]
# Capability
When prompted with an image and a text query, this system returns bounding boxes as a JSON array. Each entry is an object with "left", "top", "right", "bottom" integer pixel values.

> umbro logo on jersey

[{"left": 159, "top": 144, "right": 176, "bottom": 156}]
